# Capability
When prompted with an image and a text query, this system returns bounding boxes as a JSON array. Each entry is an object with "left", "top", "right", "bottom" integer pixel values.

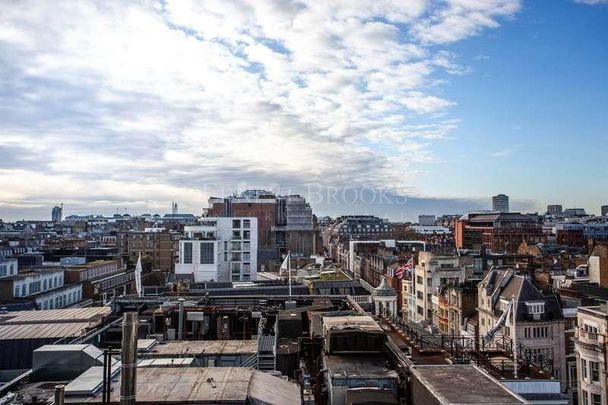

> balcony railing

[{"left": 575, "top": 329, "right": 605, "bottom": 345}]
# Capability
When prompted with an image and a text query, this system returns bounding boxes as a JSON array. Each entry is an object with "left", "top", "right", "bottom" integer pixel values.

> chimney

[{"left": 120, "top": 312, "right": 138, "bottom": 405}]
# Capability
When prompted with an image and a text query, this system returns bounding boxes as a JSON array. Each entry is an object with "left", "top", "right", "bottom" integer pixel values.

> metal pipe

[
  {"left": 177, "top": 297, "right": 185, "bottom": 340},
  {"left": 54, "top": 384, "right": 65, "bottom": 405},
  {"left": 120, "top": 312, "right": 138, "bottom": 405}
]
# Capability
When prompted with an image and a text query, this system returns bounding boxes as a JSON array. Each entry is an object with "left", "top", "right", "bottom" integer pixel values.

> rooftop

[{"left": 411, "top": 365, "right": 525, "bottom": 404}]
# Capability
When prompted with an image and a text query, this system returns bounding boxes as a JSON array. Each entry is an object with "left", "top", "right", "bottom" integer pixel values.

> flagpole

[
  {"left": 511, "top": 295, "right": 518, "bottom": 379},
  {"left": 288, "top": 251, "right": 292, "bottom": 298}
]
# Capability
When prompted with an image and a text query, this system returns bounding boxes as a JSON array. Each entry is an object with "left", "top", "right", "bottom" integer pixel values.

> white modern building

[{"left": 175, "top": 218, "right": 258, "bottom": 282}]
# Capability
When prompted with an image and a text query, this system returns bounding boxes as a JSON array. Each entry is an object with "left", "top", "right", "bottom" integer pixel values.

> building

[
  {"left": 547, "top": 205, "right": 563, "bottom": 216},
  {"left": 0, "top": 268, "right": 83, "bottom": 310},
  {"left": 418, "top": 215, "right": 436, "bottom": 226},
  {"left": 455, "top": 212, "right": 544, "bottom": 253},
  {"left": 63, "top": 259, "right": 134, "bottom": 302},
  {"left": 51, "top": 204, "right": 63, "bottom": 222},
  {"left": 477, "top": 268, "right": 567, "bottom": 389},
  {"left": 492, "top": 194, "right": 510, "bottom": 213},
  {"left": 602, "top": 205, "right": 608, "bottom": 218},
  {"left": 175, "top": 218, "right": 258, "bottom": 282},
  {"left": 207, "top": 191, "right": 318, "bottom": 271},
  {"left": 412, "top": 252, "right": 469, "bottom": 323},
  {"left": 0, "top": 256, "right": 18, "bottom": 278},
  {"left": 117, "top": 228, "right": 179, "bottom": 273},
  {"left": 574, "top": 305, "right": 608, "bottom": 405},
  {"left": 563, "top": 208, "right": 587, "bottom": 218},
  {"left": 433, "top": 281, "right": 478, "bottom": 336},
  {"left": 329, "top": 215, "right": 393, "bottom": 239},
  {"left": 589, "top": 243, "right": 608, "bottom": 288}
]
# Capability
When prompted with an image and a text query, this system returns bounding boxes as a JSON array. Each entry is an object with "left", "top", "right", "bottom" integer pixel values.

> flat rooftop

[
  {"left": 411, "top": 365, "right": 525, "bottom": 404},
  {"left": 324, "top": 355, "right": 398, "bottom": 379},
  {"left": 322, "top": 315, "right": 383, "bottom": 333},
  {"left": 0, "top": 307, "right": 110, "bottom": 340},
  {"left": 145, "top": 340, "right": 257, "bottom": 357},
  {"left": 66, "top": 367, "right": 300, "bottom": 404}
]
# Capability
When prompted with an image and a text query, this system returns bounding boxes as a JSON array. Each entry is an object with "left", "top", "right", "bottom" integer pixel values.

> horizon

[{"left": 1, "top": 1, "right": 607, "bottom": 222}]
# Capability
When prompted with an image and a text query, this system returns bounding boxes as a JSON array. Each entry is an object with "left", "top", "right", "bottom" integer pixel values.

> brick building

[{"left": 455, "top": 212, "right": 545, "bottom": 253}]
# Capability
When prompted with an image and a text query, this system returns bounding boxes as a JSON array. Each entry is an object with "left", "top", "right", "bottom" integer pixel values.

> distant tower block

[
  {"left": 51, "top": 203, "right": 63, "bottom": 222},
  {"left": 492, "top": 194, "right": 509, "bottom": 213},
  {"left": 172, "top": 202, "right": 178, "bottom": 215}
]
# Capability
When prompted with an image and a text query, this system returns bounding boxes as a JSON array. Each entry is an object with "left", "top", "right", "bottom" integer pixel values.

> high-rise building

[
  {"left": 546, "top": 204, "right": 563, "bottom": 215},
  {"left": 601, "top": 205, "right": 608, "bottom": 217},
  {"left": 418, "top": 215, "right": 435, "bottom": 226},
  {"left": 492, "top": 194, "right": 509, "bottom": 212},
  {"left": 51, "top": 203, "right": 63, "bottom": 222},
  {"left": 171, "top": 202, "right": 178, "bottom": 215}
]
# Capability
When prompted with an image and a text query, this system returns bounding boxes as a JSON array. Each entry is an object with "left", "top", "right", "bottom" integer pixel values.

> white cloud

[
  {"left": 0, "top": 0, "right": 521, "bottom": 218},
  {"left": 575, "top": 0, "right": 608, "bottom": 4}
]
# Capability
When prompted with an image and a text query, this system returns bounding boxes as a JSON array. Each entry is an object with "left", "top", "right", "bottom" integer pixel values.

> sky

[{"left": 0, "top": 0, "right": 606, "bottom": 221}]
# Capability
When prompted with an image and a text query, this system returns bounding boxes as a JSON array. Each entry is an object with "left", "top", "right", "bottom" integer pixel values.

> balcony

[{"left": 575, "top": 328, "right": 605, "bottom": 347}]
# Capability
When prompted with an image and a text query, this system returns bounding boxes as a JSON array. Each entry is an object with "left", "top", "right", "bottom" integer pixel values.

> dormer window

[{"left": 526, "top": 302, "right": 545, "bottom": 320}]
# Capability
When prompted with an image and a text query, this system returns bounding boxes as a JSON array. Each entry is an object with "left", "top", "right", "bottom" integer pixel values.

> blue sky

[
  {"left": 417, "top": 0, "right": 608, "bottom": 213},
  {"left": 0, "top": 0, "right": 606, "bottom": 221}
]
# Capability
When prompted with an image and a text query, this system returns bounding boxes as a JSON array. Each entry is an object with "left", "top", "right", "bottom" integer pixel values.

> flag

[
  {"left": 135, "top": 252, "right": 143, "bottom": 298},
  {"left": 280, "top": 252, "right": 290, "bottom": 275},
  {"left": 394, "top": 256, "right": 414, "bottom": 280},
  {"left": 483, "top": 299, "right": 513, "bottom": 343}
]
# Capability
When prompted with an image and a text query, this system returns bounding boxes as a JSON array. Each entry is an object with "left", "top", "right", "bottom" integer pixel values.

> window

[
  {"left": 232, "top": 219, "right": 241, "bottom": 228},
  {"left": 43, "top": 279, "right": 47, "bottom": 290},
  {"left": 232, "top": 230, "right": 241, "bottom": 239},
  {"left": 243, "top": 263, "right": 251, "bottom": 273},
  {"left": 243, "top": 252, "right": 251, "bottom": 261},
  {"left": 243, "top": 219, "right": 250, "bottom": 229},
  {"left": 582, "top": 359, "right": 588, "bottom": 380},
  {"left": 200, "top": 243, "right": 214, "bottom": 264},
  {"left": 416, "top": 276, "right": 423, "bottom": 284},
  {"left": 22, "top": 284, "right": 27, "bottom": 296},
  {"left": 183, "top": 242, "right": 193, "bottom": 264},
  {"left": 581, "top": 390, "right": 589, "bottom": 405},
  {"left": 0, "top": 265, "right": 6, "bottom": 277},
  {"left": 592, "top": 393, "right": 601, "bottom": 405},
  {"left": 591, "top": 361, "right": 600, "bottom": 382},
  {"left": 417, "top": 291, "right": 424, "bottom": 300},
  {"left": 14, "top": 287, "right": 19, "bottom": 297},
  {"left": 243, "top": 230, "right": 250, "bottom": 240},
  {"left": 417, "top": 306, "right": 423, "bottom": 315},
  {"left": 243, "top": 241, "right": 250, "bottom": 250}
]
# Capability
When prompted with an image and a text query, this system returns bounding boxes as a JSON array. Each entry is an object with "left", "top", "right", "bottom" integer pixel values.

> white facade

[
  {"left": 412, "top": 252, "right": 467, "bottom": 323},
  {"left": 0, "top": 258, "right": 18, "bottom": 278},
  {"left": 175, "top": 218, "right": 258, "bottom": 282},
  {"left": 575, "top": 306, "right": 608, "bottom": 405},
  {"left": 9, "top": 269, "right": 82, "bottom": 309}
]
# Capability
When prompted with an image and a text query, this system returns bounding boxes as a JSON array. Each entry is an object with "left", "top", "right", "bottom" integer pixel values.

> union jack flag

[{"left": 394, "top": 256, "right": 414, "bottom": 280}]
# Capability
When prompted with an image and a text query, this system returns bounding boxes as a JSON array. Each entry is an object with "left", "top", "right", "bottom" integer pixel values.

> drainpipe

[
  {"left": 120, "top": 312, "right": 138, "bottom": 405},
  {"left": 178, "top": 297, "right": 185, "bottom": 340}
]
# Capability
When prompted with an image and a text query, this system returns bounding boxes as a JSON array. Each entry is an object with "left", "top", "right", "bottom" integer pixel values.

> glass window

[
  {"left": 591, "top": 361, "right": 600, "bottom": 382},
  {"left": 582, "top": 359, "right": 588, "bottom": 380},
  {"left": 183, "top": 242, "right": 193, "bottom": 264},
  {"left": 200, "top": 243, "right": 214, "bottom": 264},
  {"left": 232, "top": 219, "right": 241, "bottom": 228},
  {"left": 243, "top": 219, "right": 250, "bottom": 229},
  {"left": 582, "top": 390, "right": 589, "bottom": 405},
  {"left": 592, "top": 393, "right": 601, "bottom": 405},
  {"left": 243, "top": 230, "right": 250, "bottom": 240}
]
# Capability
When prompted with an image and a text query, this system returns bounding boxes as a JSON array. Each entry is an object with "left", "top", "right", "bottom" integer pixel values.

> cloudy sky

[{"left": 0, "top": 0, "right": 607, "bottom": 221}]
